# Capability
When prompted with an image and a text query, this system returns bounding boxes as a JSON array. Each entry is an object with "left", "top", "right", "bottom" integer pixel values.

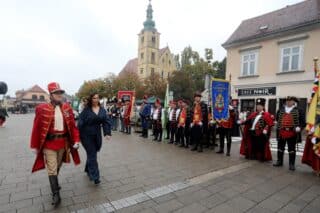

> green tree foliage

[
  {"left": 170, "top": 47, "right": 226, "bottom": 99},
  {"left": 77, "top": 72, "right": 167, "bottom": 100},
  {"left": 212, "top": 57, "right": 227, "bottom": 79},
  {"left": 168, "top": 71, "right": 194, "bottom": 101},
  {"left": 143, "top": 73, "right": 167, "bottom": 99},
  {"left": 76, "top": 78, "right": 108, "bottom": 99}
]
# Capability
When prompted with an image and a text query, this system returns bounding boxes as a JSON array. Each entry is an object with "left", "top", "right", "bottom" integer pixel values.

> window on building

[
  {"left": 280, "top": 45, "right": 302, "bottom": 72},
  {"left": 152, "top": 36, "right": 156, "bottom": 47},
  {"left": 151, "top": 68, "right": 155, "bottom": 76},
  {"left": 140, "top": 53, "right": 144, "bottom": 60},
  {"left": 151, "top": 52, "right": 155, "bottom": 64},
  {"left": 140, "top": 68, "right": 144, "bottom": 74},
  {"left": 168, "top": 73, "right": 170, "bottom": 79},
  {"left": 141, "top": 36, "right": 144, "bottom": 44},
  {"left": 39, "top": 95, "right": 45, "bottom": 101},
  {"left": 169, "top": 60, "right": 171, "bottom": 66},
  {"left": 32, "top": 95, "right": 37, "bottom": 100},
  {"left": 162, "top": 58, "right": 165, "bottom": 64},
  {"left": 241, "top": 51, "right": 258, "bottom": 76},
  {"left": 161, "top": 70, "right": 164, "bottom": 79}
]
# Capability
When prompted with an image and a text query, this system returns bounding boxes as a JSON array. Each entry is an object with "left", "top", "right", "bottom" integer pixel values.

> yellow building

[
  {"left": 15, "top": 85, "right": 49, "bottom": 108},
  {"left": 223, "top": 0, "right": 320, "bottom": 115},
  {"left": 120, "top": 0, "right": 176, "bottom": 79}
]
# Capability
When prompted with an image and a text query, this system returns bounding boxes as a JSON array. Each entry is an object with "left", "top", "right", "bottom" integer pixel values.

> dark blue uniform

[
  {"left": 78, "top": 107, "right": 111, "bottom": 182},
  {"left": 140, "top": 103, "right": 151, "bottom": 138}
]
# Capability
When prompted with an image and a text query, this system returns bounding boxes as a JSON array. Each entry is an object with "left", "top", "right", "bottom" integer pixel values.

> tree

[
  {"left": 76, "top": 78, "right": 108, "bottom": 99},
  {"left": 112, "top": 72, "right": 144, "bottom": 98},
  {"left": 143, "top": 73, "right": 167, "bottom": 99},
  {"left": 174, "top": 54, "right": 181, "bottom": 71},
  {"left": 213, "top": 57, "right": 227, "bottom": 79},
  {"left": 168, "top": 71, "right": 195, "bottom": 101}
]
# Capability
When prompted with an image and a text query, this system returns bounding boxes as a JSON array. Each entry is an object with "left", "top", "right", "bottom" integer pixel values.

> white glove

[
  {"left": 311, "top": 137, "right": 317, "bottom": 144},
  {"left": 31, "top": 149, "right": 38, "bottom": 155},
  {"left": 73, "top": 143, "right": 80, "bottom": 149},
  {"left": 199, "top": 122, "right": 203, "bottom": 126},
  {"left": 263, "top": 129, "right": 268, "bottom": 135},
  {"left": 105, "top": 135, "right": 111, "bottom": 141},
  {"left": 310, "top": 126, "right": 315, "bottom": 134},
  {"left": 190, "top": 123, "right": 194, "bottom": 128},
  {"left": 295, "top": 127, "right": 301, "bottom": 133},
  {"left": 237, "top": 120, "right": 242, "bottom": 125}
]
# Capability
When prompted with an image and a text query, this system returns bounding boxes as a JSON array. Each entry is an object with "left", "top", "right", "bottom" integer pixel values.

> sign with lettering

[{"left": 238, "top": 87, "right": 276, "bottom": 96}]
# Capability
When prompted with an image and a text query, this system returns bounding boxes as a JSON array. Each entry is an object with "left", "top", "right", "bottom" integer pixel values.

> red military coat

[
  {"left": 124, "top": 104, "right": 132, "bottom": 126},
  {"left": 240, "top": 111, "right": 274, "bottom": 161},
  {"left": 302, "top": 136, "right": 320, "bottom": 174},
  {"left": 30, "top": 103, "right": 81, "bottom": 173}
]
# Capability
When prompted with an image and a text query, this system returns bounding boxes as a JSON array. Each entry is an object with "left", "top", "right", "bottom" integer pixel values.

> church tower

[{"left": 138, "top": 0, "right": 160, "bottom": 79}]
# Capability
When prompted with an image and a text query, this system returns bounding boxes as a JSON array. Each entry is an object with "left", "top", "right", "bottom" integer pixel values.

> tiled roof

[
  {"left": 159, "top": 47, "right": 169, "bottom": 56},
  {"left": 28, "top": 85, "right": 47, "bottom": 93},
  {"left": 223, "top": 0, "right": 320, "bottom": 48},
  {"left": 119, "top": 58, "right": 138, "bottom": 75}
]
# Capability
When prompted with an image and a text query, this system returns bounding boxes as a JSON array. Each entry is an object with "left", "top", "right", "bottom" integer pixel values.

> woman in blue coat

[{"left": 78, "top": 93, "right": 112, "bottom": 185}]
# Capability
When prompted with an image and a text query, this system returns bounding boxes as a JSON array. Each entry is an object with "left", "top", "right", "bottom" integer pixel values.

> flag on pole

[
  {"left": 306, "top": 58, "right": 320, "bottom": 157},
  {"left": 162, "top": 83, "right": 170, "bottom": 128}
]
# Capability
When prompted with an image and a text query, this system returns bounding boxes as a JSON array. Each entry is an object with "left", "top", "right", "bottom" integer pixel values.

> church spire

[{"left": 143, "top": 0, "right": 156, "bottom": 31}]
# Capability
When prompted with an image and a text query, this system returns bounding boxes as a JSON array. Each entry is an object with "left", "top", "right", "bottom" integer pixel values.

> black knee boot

[
  {"left": 144, "top": 128, "right": 148, "bottom": 138},
  {"left": 153, "top": 131, "right": 158, "bottom": 141},
  {"left": 158, "top": 131, "right": 162, "bottom": 142},
  {"left": 273, "top": 150, "right": 284, "bottom": 167},
  {"left": 216, "top": 137, "right": 224, "bottom": 154},
  {"left": 289, "top": 152, "right": 296, "bottom": 171},
  {"left": 226, "top": 142, "right": 231, "bottom": 156},
  {"left": 49, "top": 175, "right": 61, "bottom": 207}
]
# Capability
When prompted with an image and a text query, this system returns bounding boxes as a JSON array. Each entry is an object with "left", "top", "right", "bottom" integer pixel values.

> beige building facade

[
  {"left": 223, "top": 0, "right": 320, "bottom": 115},
  {"left": 15, "top": 85, "right": 49, "bottom": 108},
  {"left": 119, "top": 0, "right": 176, "bottom": 79}
]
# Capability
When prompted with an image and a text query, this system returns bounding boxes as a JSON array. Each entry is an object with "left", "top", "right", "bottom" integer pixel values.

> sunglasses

[{"left": 52, "top": 91, "right": 64, "bottom": 95}]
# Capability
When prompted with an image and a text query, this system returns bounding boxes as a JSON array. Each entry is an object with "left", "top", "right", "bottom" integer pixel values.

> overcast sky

[{"left": 1, "top": 0, "right": 302, "bottom": 96}]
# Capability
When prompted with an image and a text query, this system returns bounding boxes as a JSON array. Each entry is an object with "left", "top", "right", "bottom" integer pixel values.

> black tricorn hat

[
  {"left": 286, "top": 96, "right": 299, "bottom": 103},
  {"left": 194, "top": 91, "right": 202, "bottom": 98},
  {"left": 256, "top": 98, "right": 266, "bottom": 106}
]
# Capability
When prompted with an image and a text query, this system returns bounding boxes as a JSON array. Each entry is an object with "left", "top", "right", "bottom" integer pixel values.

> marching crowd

[{"left": 26, "top": 81, "right": 320, "bottom": 208}]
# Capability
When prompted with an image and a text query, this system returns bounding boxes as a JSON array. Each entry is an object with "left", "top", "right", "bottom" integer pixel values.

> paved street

[{"left": 0, "top": 114, "right": 320, "bottom": 213}]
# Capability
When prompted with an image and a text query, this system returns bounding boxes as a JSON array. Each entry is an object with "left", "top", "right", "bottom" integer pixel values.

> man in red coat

[
  {"left": 239, "top": 98, "right": 274, "bottom": 161},
  {"left": 124, "top": 97, "right": 132, "bottom": 134},
  {"left": 30, "top": 82, "right": 81, "bottom": 207}
]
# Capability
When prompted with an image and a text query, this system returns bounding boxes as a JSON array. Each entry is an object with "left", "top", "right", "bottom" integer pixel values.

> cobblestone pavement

[{"left": 0, "top": 114, "right": 319, "bottom": 213}]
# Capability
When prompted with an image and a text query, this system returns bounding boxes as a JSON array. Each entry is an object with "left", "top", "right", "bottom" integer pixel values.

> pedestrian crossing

[{"left": 231, "top": 137, "right": 305, "bottom": 156}]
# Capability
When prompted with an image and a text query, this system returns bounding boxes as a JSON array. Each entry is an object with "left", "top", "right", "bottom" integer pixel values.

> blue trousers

[{"left": 81, "top": 134, "right": 100, "bottom": 181}]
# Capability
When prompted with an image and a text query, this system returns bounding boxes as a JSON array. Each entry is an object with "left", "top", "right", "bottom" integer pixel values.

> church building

[{"left": 119, "top": 0, "right": 176, "bottom": 80}]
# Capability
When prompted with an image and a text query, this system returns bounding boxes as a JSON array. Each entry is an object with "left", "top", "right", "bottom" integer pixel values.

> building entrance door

[{"left": 268, "top": 99, "right": 277, "bottom": 116}]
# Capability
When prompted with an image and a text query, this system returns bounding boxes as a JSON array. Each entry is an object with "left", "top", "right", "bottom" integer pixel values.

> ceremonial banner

[
  {"left": 118, "top": 91, "right": 135, "bottom": 117},
  {"left": 211, "top": 79, "right": 230, "bottom": 121}
]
